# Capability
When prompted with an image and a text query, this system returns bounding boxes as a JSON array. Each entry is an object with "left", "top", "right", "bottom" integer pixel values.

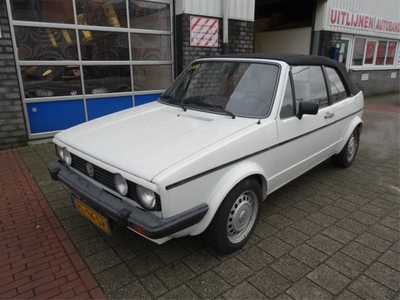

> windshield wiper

[
  {"left": 160, "top": 94, "right": 186, "bottom": 112},
  {"left": 189, "top": 101, "right": 236, "bottom": 119}
]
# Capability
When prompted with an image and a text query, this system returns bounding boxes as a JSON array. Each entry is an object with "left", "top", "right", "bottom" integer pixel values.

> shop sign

[
  {"left": 190, "top": 16, "right": 219, "bottom": 47},
  {"left": 329, "top": 8, "right": 400, "bottom": 35}
]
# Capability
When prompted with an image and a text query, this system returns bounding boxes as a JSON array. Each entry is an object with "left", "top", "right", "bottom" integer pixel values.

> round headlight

[
  {"left": 114, "top": 174, "right": 128, "bottom": 196},
  {"left": 136, "top": 185, "right": 156, "bottom": 210},
  {"left": 62, "top": 148, "right": 72, "bottom": 165},
  {"left": 55, "top": 145, "right": 64, "bottom": 160}
]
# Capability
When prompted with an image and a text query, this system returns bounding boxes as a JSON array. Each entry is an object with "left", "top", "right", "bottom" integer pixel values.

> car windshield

[{"left": 160, "top": 61, "right": 279, "bottom": 118}]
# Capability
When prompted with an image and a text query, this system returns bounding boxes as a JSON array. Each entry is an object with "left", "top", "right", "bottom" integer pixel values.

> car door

[{"left": 271, "top": 65, "right": 338, "bottom": 190}]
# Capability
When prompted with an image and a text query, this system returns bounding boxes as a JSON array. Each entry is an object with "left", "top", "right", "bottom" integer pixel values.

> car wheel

[
  {"left": 205, "top": 178, "right": 261, "bottom": 253},
  {"left": 331, "top": 128, "right": 359, "bottom": 168}
]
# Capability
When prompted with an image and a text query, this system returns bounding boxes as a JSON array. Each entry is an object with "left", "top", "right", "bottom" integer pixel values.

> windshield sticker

[{"left": 189, "top": 63, "right": 202, "bottom": 70}]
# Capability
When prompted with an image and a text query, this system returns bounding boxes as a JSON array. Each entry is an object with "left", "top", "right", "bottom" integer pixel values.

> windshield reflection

[{"left": 160, "top": 61, "right": 279, "bottom": 118}]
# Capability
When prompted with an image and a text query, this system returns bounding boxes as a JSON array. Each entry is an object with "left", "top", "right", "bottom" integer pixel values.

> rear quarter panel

[{"left": 332, "top": 91, "right": 364, "bottom": 154}]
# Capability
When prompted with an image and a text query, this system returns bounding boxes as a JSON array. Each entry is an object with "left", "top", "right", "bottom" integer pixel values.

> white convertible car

[{"left": 48, "top": 53, "right": 364, "bottom": 253}]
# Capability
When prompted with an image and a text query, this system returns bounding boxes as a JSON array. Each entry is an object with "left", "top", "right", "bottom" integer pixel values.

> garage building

[{"left": 0, "top": 0, "right": 399, "bottom": 149}]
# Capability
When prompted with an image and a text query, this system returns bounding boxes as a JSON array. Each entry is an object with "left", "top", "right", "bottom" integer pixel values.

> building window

[
  {"left": 375, "top": 41, "right": 387, "bottom": 65},
  {"left": 364, "top": 40, "right": 376, "bottom": 65},
  {"left": 352, "top": 38, "right": 365, "bottom": 66},
  {"left": 386, "top": 41, "right": 397, "bottom": 65},
  {"left": 351, "top": 37, "right": 398, "bottom": 68},
  {"left": 9, "top": 0, "right": 173, "bottom": 137}
]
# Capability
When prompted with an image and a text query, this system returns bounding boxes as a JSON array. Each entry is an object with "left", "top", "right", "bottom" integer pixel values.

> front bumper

[{"left": 48, "top": 161, "right": 208, "bottom": 239}]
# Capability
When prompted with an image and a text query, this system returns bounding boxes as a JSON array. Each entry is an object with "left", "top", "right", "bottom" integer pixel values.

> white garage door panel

[{"left": 255, "top": 27, "right": 312, "bottom": 54}]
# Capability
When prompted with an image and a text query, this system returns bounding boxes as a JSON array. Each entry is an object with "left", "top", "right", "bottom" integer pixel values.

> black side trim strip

[
  {"left": 165, "top": 107, "right": 363, "bottom": 190},
  {"left": 165, "top": 144, "right": 279, "bottom": 190}
]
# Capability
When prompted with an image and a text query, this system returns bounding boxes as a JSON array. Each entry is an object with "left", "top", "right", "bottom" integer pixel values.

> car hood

[{"left": 55, "top": 102, "right": 257, "bottom": 181}]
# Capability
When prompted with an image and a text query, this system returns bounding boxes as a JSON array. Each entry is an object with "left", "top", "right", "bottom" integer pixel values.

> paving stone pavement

[{"left": 10, "top": 93, "right": 400, "bottom": 299}]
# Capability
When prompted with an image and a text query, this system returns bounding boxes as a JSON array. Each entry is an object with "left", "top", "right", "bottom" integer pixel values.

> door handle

[{"left": 325, "top": 112, "right": 335, "bottom": 119}]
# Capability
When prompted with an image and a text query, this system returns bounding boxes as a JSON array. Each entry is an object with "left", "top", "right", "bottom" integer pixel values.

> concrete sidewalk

[{"left": 1, "top": 93, "right": 399, "bottom": 299}]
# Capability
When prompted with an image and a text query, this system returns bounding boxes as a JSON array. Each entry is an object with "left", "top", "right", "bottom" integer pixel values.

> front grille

[
  {"left": 69, "top": 154, "right": 160, "bottom": 211},
  {"left": 71, "top": 154, "right": 116, "bottom": 191}
]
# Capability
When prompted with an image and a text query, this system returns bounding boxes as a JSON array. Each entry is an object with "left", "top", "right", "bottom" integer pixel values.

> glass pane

[
  {"left": 326, "top": 67, "right": 347, "bottom": 103},
  {"left": 22, "top": 65, "right": 132, "bottom": 98},
  {"left": 22, "top": 65, "right": 83, "bottom": 98},
  {"left": 10, "top": 0, "right": 74, "bottom": 23},
  {"left": 292, "top": 66, "right": 328, "bottom": 108},
  {"left": 131, "top": 34, "right": 171, "bottom": 61},
  {"left": 352, "top": 38, "right": 365, "bottom": 66},
  {"left": 386, "top": 42, "right": 397, "bottom": 65},
  {"left": 339, "top": 40, "right": 348, "bottom": 65},
  {"left": 80, "top": 31, "right": 129, "bottom": 60},
  {"left": 280, "top": 77, "right": 294, "bottom": 119},
  {"left": 75, "top": 0, "right": 127, "bottom": 27},
  {"left": 15, "top": 27, "right": 77, "bottom": 61},
  {"left": 133, "top": 65, "right": 172, "bottom": 91},
  {"left": 375, "top": 41, "right": 387, "bottom": 65},
  {"left": 129, "top": 1, "right": 171, "bottom": 30},
  {"left": 83, "top": 65, "right": 132, "bottom": 94},
  {"left": 161, "top": 62, "right": 279, "bottom": 118},
  {"left": 364, "top": 41, "right": 376, "bottom": 64}
]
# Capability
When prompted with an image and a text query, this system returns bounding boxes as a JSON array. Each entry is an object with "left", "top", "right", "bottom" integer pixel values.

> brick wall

[
  {"left": 349, "top": 69, "right": 400, "bottom": 97},
  {"left": 175, "top": 14, "right": 254, "bottom": 75},
  {"left": 0, "top": 0, "right": 27, "bottom": 150},
  {"left": 316, "top": 30, "right": 341, "bottom": 58}
]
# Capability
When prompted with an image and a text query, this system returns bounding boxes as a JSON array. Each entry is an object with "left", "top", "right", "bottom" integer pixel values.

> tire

[
  {"left": 331, "top": 128, "right": 360, "bottom": 168},
  {"left": 205, "top": 178, "right": 261, "bottom": 253}
]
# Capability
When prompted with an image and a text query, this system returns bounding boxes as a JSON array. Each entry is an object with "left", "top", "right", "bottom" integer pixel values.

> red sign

[{"left": 190, "top": 16, "right": 219, "bottom": 47}]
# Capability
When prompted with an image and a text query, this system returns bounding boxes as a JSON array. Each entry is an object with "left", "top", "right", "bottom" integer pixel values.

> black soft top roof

[{"left": 202, "top": 53, "right": 360, "bottom": 96}]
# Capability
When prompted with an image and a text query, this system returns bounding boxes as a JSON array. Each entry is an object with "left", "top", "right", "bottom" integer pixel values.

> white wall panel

[
  {"left": 175, "top": 0, "right": 255, "bottom": 21},
  {"left": 254, "top": 27, "right": 312, "bottom": 54}
]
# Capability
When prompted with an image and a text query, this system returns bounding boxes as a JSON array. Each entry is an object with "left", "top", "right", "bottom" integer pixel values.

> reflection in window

[
  {"left": 131, "top": 34, "right": 171, "bottom": 61},
  {"left": 129, "top": 1, "right": 171, "bottom": 30},
  {"left": 386, "top": 41, "right": 397, "bottom": 65},
  {"left": 352, "top": 38, "right": 366, "bottom": 66},
  {"left": 10, "top": 0, "right": 74, "bottom": 23},
  {"left": 75, "top": 0, "right": 127, "bottom": 27},
  {"left": 364, "top": 41, "right": 376, "bottom": 64},
  {"left": 375, "top": 41, "right": 387, "bottom": 65},
  {"left": 292, "top": 66, "right": 328, "bottom": 108},
  {"left": 15, "top": 27, "right": 77, "bottom": 61},
  {"left": 22, "top": 65, "right": 131, "bottom": 98},
  {"left": 133, "top": 65, "right": 172, "bottom": 91},
  {"left": 80, "top": 31, "right": 129, "bottom": 60},
  {"left": 280, "top": 77, "right": 294, "bottom": 119},
  {"left": 326, "top": 67, "right": 347, "bottom": 103}
]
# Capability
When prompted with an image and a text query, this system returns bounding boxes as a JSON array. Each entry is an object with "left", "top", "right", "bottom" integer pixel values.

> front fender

[
  {"left": 190, "top": 161, "right": 268, "bottom": 236},
  {"left": 334, "top": 116, "right": 363, "bottom": 154}
]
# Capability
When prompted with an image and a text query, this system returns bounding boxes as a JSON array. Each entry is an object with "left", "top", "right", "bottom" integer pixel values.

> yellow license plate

[{"left": 73, "top": 198, "right": 111, "bottom": 234}]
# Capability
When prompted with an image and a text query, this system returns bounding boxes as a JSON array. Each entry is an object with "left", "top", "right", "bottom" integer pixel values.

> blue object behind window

[
  {"left": 135, "top": 93, "right": 161, "bottom": 106},
  {"left": 87, "top": 96, "right": 133, "bottom": 120},
  {"left": 27, "top": 100, "right": 85, "bottom": 134}
]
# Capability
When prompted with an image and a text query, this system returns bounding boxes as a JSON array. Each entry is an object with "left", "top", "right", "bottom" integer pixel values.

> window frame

[{"left": 350, "top": 36, "right": 399, "bottom": 69}]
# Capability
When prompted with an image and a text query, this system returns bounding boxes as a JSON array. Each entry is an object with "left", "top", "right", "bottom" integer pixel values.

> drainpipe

[{"left": 222, "top": 0, "right": 228, "bottom": 54}]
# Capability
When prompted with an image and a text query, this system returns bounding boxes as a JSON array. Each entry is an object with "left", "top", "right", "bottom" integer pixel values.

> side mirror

[{"left": 297, "top": 101, "right": 319, "bottom": 120}]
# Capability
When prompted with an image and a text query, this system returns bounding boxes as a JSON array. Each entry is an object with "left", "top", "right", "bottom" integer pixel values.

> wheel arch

[
  {"left": 190, "top": 161, "right": 268, "bottom": 236},
  {"left": 334, "top": 116, "right": 363, "bottom": 155}
]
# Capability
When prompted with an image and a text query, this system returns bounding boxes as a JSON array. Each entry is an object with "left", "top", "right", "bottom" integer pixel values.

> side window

[
  {"left": 325, "top": 67, "right": 347, "bottom": 103},
  {"left": 280, "top": 77, "right": 295, "bottom": 119},
  {"left": 292, "top": 66, "right": 328, "bottom": 111}
]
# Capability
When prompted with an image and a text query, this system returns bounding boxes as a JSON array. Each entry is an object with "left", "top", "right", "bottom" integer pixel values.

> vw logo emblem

[
  {"left": 70, "top": 90, "right": 77, "bottom": 95},
  {"left": 86, "top": 163, "right": 95, "bottom": 177}
]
